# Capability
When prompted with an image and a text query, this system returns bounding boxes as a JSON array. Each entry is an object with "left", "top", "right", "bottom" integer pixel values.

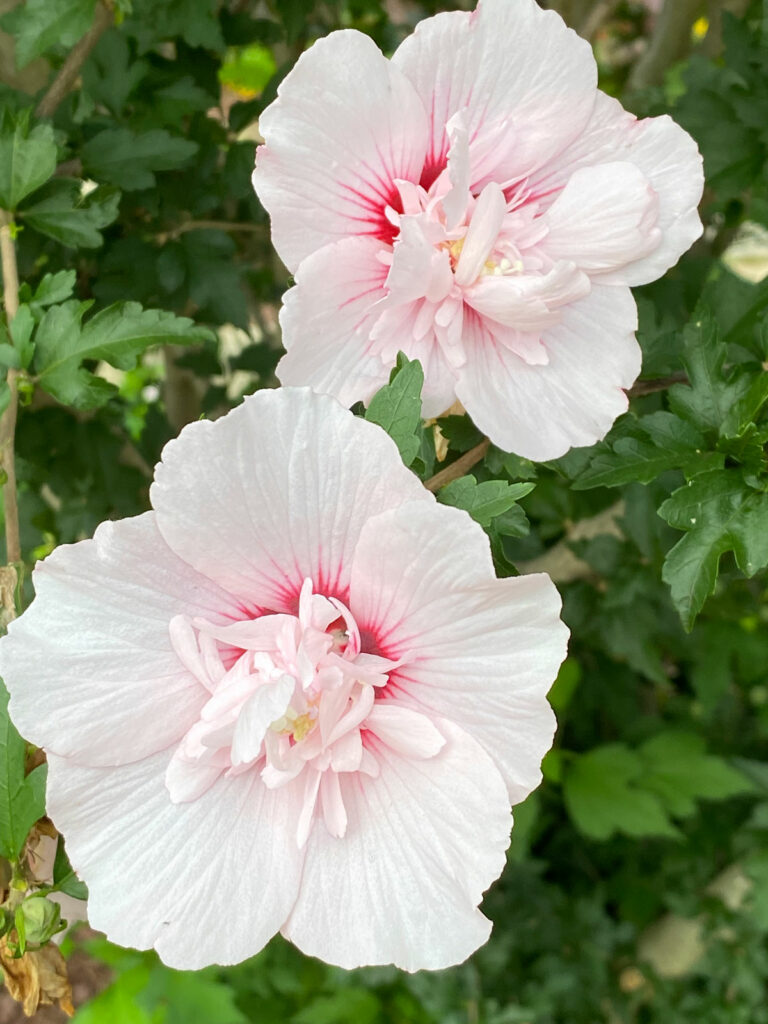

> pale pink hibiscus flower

[
  {"left": 253, "top": 0, "right": 704, "bottom": 460},
  {"left": 0, "top": 389, "right": 567, "bottom": 971}
]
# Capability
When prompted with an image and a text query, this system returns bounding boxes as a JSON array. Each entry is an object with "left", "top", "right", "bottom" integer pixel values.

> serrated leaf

[
  {"left": 365, "top": 354, "right": 424, "bottom": 466},
  {"left": 669, "top": 314, "right": 751, "bottom": 432},
  {"left": 659, "top": 470, "right": 768, "bottom": 629},
  {"left": 0, "top": 679, "right": 47, "bottom": 861},
  {"left": 638, "top": 731, "right": 755, "bottom": 818},
  {"left": 82, "top": 128, "right": 198, "bottom": 190},
  {"left": 720, "top": 370, "right": 768, "bottom": 438},
  {"left": 574, "top": 412, "right": 707, "bottom": 490},
  {"left": 21, "top": 179, "right": 120, "bottom": 249},
  {"left": 31, "top": 271, "right": 77, "bottom": 310},
  {"left": 34, "top": 300, "right": 212, "bottom": 409},
  {"left": 0, "top": 111, "right": 57, "bottom": 211},
  {"left": 438, "top": 475, "right": 534, "bottom": 528},
  {"left": 563, "top": 744, "right": 679, "bottom": 841},
  {"left": 1, "top": 0, "right": 96, "bottom": 69}
]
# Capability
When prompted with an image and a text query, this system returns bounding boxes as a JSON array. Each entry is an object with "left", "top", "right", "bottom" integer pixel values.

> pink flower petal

[
  {"left": 150, "top": 389, "right": 431, "bottom": 610},
  {"left": 282, "top": 719, "right": 510, "bottom": 971},
  {"left": 0, "top": 513, "right": 240, "bottom": 767},
  {"left": 254, "top": 30, "right": 429, "bottom": 272},
  {"left": 455, "top": 286, "right": 641, "bottom": 460},
  {"left": 45, "top": 749, "right": 305, "bottom": 969}
]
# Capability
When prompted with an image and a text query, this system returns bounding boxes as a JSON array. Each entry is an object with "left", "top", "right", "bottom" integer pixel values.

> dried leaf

[{"left": 0, "top": 934, "right": 74, "bottom": 1017}]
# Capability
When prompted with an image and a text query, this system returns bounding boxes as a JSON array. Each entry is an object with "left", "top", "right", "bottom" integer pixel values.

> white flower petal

[
  {"left": 282, "top": 719, "right": 510, "bottom": 971},
  {"left": 0, "top": 513, "right": 240, "bottom": 767},
  {"left": 254, "top": 30, "right": 428, "bottom": 272},
  {"left": 276, "top": 236, "right": 391, "bottom": 408},
  {"left": 350, "top": 502, "right": 566, "bottom": 802},
  {"left": 531, "top": 92, "right": 703, "bottom": 285},
  {"left": 456, "top": 286, "right": 641, "bottom": 460},
  {"left": 392, "top": 0, "right": 597, "bottom": 185},
  {"left": 150, "top": 389, "right": 431, "bottom": 610},
  {"left": 45, "top": 750, "right": 304, "bottom": 969},
  {"left": 365, "top": 703, "right": 445, "bottom": 759},
  {"left": 542, "top": 162, "right": 661, "bottom": 273},
  {"left": 231, "top": 675, "right": 295, "bottom": 767}
]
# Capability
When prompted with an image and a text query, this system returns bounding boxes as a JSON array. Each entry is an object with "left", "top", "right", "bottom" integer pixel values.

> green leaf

[
  {"left": 82, "top": 128, "right": 198, "bottom": 191},
  {"left": 1, "top": 0, "right": 96, "bottom": 69},
  {"left": 365, "top": 354, "right": 424, "bottom": 466},
  {"left": 9, "top": 305, "right": 35, "bottom": 368},
  {"left": 34, "top": 300, "right": 213, "bottom": 409},
  {"left": 638, "top": 732, "right": 755, "bottom": 818},
  {"left": 21, "top": 180, "right": 120, "bottom": 248},
  {"left": 30, "top": 271, "right": 77, "bottom": 310},
  {"left": 73, "top": 965, "right": 157, "bottom": 1024},
  {"left": 0, "top": 678, "right": 47, "bottom": 861},
  {"left": 140, "top": 968, "right": 248, "bottom": 1024},
  {"left": 53, "top": 836, "right": 88, "bottom": 900},
  {"left": 438, "top": 475, "right": 534, "bottom": 528},
  {"left": 720, "top": 371, "right": 768, "bottom": 439},
  {"left": 292, "top": 989, "right": 380, "bottom": 1024},
  {"left": 0, "top": 110, "right": 57, "bottom": 211},
  {"left": 659, "top": 470, "right": 768, "bottom": 629},
  {"left": 574, "top": 412, "right": 708, "bottom": 489},
  {"left": 669, "top": 314, "right": 750, "bottom": 432},
  {"left": 563, "top": 744, "right": 679, "bottom": 841}
]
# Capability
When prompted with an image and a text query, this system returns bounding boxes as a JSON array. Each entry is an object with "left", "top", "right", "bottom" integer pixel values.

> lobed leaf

[{"left": 365, "top": 354, "right": 424, "bottom": 466}]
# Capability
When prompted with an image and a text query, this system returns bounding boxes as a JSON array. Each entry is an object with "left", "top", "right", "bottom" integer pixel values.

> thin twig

[
  {"left": 157, "top": 220, "right": 265, "bottom": 244},
  {"left": 0, "top": 212, "right": 22, "bottom": 568},
  {"left": 35, "top": 2, "right": 114, "bottom": 120},
  {"left": 628, "top": 373, "right": 689, "bottom": 397},
  {"left": 424, "top": 438, "right": 490, "bottom": 493}
]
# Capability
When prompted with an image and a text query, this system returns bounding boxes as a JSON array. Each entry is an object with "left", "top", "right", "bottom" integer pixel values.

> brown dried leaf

[{"left": 0, "top": 935, "right": 74, "bottom": 1017}]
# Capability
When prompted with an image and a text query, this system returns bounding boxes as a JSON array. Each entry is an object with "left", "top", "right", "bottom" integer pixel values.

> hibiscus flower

[
  {"left": 253, "top": 0, "right": 704, "bottom": 460},
  {"left": 0, "top": 389, "right": 567, "bottom": 971}
]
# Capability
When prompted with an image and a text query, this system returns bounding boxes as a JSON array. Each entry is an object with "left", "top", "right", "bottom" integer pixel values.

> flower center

[{"left": 166, "top": 578, "right": 400, "bottom": 846}]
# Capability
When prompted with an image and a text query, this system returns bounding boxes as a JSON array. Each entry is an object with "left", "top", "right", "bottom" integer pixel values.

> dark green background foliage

[{"left": 0, "top": 0, "right": 767, "bottom": 1021}]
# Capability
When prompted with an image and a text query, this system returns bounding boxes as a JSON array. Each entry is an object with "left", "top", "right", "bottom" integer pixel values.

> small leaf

[
  {"left": 659, "top": 470, "right": 768, "bottom": 629},
  {"left": 82, "top": 128, "right": 198, "bottom": 191},
  {"left": 365, "top": 354, "right": 424, "bottom": 466},
  {"left": 0, "top": 110, "right": 57, "bottom": 211},
  {"left": 52, "top": 837, "right": 88, "bottom": 901},
  {"left": 438, "top": 475, "right": 534, "bottom": 528},
  {"left": 30, "top": 271, "right": 77, "bottom": 310},
  {"left": 638, "top": 732, "right": 755, "bottom": 818},
  {"left": 669, "top": 314, "right": 751, "bottom": 432},
  {"left": 0, "top": 678, "right": 47, "bottom": 861},
  {"left": 21, "top": 180, "right": 120, "bottom": 249},
  {"left": 563, "top": 744, "right": 679, "bottom": 841}
]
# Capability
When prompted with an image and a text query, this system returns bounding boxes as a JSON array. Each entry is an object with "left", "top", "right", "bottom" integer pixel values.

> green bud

[
  {"left": 17, "top": 896, "right": 63, "bottom": 947},
  {"left": 16, "top": 376, "right": 34, "bottom": 406}
]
